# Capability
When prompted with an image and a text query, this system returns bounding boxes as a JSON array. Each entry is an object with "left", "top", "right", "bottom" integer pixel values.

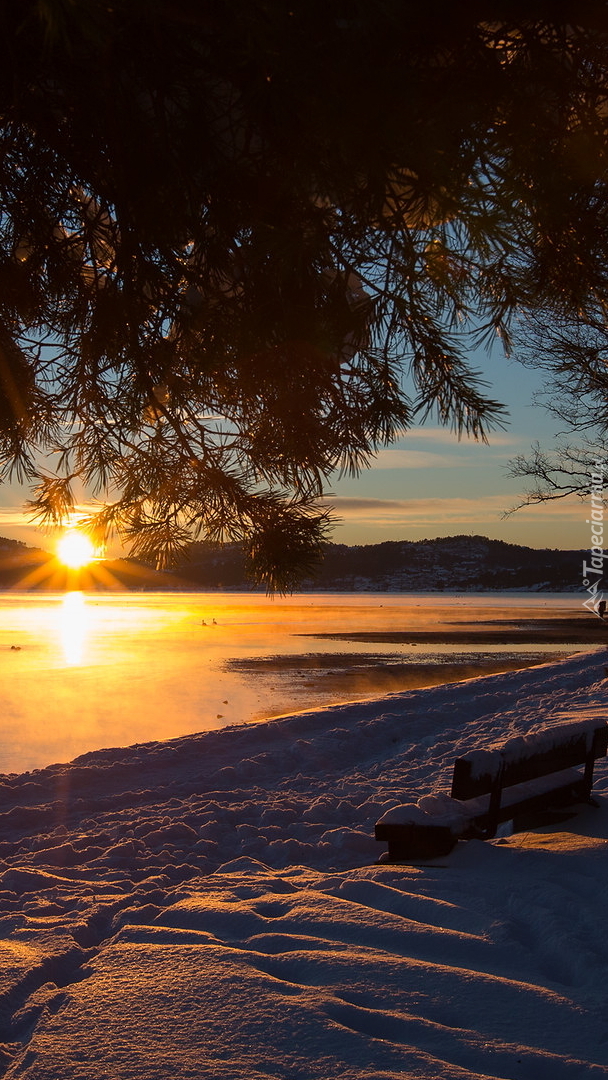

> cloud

[
  {"left": 368, "top": 446, "right": 518, "bottom": 468},
  {"left": 0, "top": 507, "right": 33, "bottom": 526},
  {"left": 395, "top": 427, "right": 521, "bottom": 447},
  {"left": 369, "top": 450, "right": 469, "bottom": 469},
  {"left": 324, "top": 494, "right": 583, "bottom": 525}
]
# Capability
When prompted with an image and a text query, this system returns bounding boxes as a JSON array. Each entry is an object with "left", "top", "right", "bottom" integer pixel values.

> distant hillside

[
  {"left": 0, "top": 540, "right": 184, "bottom": 591},
  {"left": 0, "top": 534, "right": 585, "bottom": 592},
  {"left": 175, "top": 534, "right": 585, "bottom": 592}
]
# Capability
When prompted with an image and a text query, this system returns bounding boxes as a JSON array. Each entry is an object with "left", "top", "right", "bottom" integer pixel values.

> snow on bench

[{"left": 375, "top": 718, "right": 608, "bottom": 862}]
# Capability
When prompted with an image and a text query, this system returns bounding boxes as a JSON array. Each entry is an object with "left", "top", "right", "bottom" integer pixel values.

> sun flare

[{"left": 57, "top": 530, "right": 96, "bottom": 570}]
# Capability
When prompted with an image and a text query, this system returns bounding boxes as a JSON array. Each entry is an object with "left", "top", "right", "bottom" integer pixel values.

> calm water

[{"left": 0, "top": 591, "right": 589, "bottom": 774}]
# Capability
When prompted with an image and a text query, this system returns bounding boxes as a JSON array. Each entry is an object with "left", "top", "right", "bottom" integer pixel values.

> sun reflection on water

[{"left": 59, "top": 591, "right": 90, "bottom": 665}]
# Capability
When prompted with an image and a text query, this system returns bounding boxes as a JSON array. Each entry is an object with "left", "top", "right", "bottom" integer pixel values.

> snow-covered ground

[{"left": 1, "top": 648, "right": 608, "bottom": 1078}]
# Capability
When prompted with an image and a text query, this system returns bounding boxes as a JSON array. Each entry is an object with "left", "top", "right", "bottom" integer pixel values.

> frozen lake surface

[{"left": 0, "top": 591, "right": 594, "bottom": 772}]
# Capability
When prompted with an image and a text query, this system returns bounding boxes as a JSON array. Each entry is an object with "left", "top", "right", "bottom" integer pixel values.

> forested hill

[
  {"left": 0, "top": 538, "right": 177, "bottom": 590},
  {"left": 175, "top": 534, "right": 585, "bottom": 592},
  {"left": 0, "top": 534, "right": 585, "bottom": 592}
]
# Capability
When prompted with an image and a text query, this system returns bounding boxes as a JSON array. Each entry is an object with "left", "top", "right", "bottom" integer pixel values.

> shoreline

[
  {"left": 240, "top": 613, "right": 607, "bottom": 714},
  {"left": 297, "top": 614, "right": 608, "bottom": 646},
  {"left": 247, "top": 649, "right": 589, "bottom": 719}
]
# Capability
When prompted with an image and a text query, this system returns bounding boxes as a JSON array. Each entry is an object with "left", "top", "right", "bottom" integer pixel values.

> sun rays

[{"left": 8, "top": 527, "right": 124, "bottom": 592}]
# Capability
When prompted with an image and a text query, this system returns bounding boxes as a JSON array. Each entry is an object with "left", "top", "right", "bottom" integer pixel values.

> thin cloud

[
  {"left": 397, "top": 427, "right": 521, "bottom": 447},
  {"left": 369, "top": 446, "right": 519, "bottom": 468},
  {"left": 0, "top": 508, "right": 33, "bottom": 526},
  {"left": 369, "top": 450, "right": 468, "bottom": 469},
  {"left": 325, "top": 494, "right": 583, "bottom": 525}
]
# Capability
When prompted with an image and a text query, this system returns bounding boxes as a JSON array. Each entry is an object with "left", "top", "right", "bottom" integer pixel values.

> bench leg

[
  {"left": 379, "top": 825, "right": 458, "bottom": 861},
  {"left": 583, "top": 750, "right": 595, "bottom": 796},
  {"left": 484, "top": 766, "right": 505, "bottom": 839}
]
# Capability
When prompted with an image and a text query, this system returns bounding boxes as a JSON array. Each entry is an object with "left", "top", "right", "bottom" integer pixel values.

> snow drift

[{"left": 0, "top": 649, "right": 607, "bottom": 1078}]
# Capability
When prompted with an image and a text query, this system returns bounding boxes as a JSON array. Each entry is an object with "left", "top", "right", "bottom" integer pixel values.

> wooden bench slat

[
  {"left": 451, "top": 725, "right": 608, "bottom": 802},
  {"left": 458, "top": 766, "right": 589, "bottom": 837}
]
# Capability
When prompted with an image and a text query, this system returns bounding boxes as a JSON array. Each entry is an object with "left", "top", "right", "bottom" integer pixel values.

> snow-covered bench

[{"left": 375, "top": 718, "right": 608, "bottom": 861}]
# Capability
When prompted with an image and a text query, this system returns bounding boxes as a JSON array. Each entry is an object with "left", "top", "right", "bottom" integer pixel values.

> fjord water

[{"left": 0, "top": 591, "right": 589, "bottom": 774}]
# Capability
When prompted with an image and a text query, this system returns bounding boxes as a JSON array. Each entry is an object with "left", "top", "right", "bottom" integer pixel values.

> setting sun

[{"left": 57, "top": 530, "right": 96, "bottom": 570}]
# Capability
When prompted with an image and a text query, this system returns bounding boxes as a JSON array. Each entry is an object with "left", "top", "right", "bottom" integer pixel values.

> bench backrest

[{"left": 451, "top": 720, "right": 608, "bottom": 801}]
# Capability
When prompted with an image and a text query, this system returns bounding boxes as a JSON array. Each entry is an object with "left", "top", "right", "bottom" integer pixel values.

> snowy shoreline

[{"left": 1, "top": 648, "right": 607, "bottom": 1077}]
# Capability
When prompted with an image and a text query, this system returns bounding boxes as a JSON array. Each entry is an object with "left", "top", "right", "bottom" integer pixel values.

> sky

[
  {"left": 328, "top": 342, "right": 587, "bottom": 551},
  {"left": 0, "top": 341, "right": 589, "bottom": 556}
]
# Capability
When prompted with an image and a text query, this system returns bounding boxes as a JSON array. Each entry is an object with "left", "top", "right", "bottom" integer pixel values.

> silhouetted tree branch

[
  {"left": 507, "top": 313, "right": 608, "bottom": 509},
  {"left": 506, "top": 440, "right": 607, "bottom": 510},
  {"left": 1, "top": 1, "right": 608, "bottom": 586}
]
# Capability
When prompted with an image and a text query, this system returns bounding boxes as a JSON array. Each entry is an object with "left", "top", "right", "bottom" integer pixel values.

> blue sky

[
  {"left": 327, "top": 344, "right": 585, "bottom": 551},
  {"left": 0, "top": 344, "right": 587, "bottom": 554}
]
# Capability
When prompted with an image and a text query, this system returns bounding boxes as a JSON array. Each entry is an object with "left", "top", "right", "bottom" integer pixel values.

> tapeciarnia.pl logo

[{"left": 582, "top": 458, "right": 607, "bottom": 618}]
